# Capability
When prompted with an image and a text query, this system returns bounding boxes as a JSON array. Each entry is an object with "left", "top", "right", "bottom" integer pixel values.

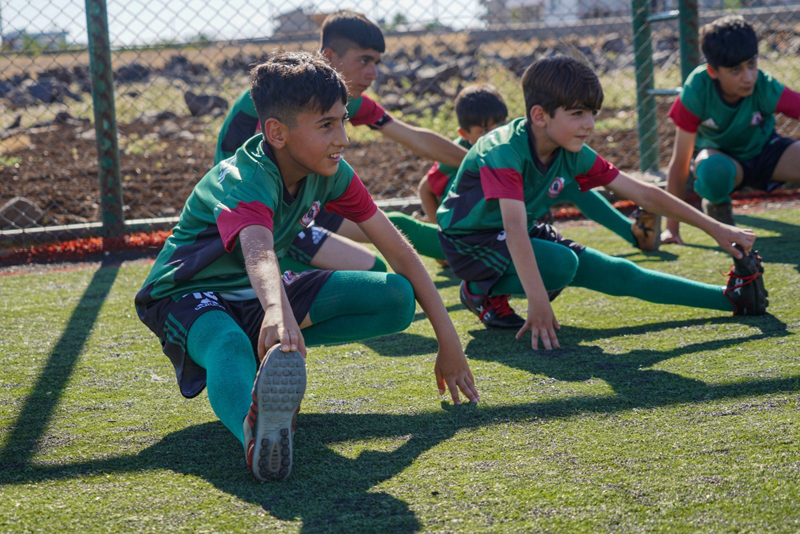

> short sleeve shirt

[
  {"left": 136, "top": 136, "right": 377, "bottom": 305},
  {"left": 437, "top": 118, "right": 618, "bottom": 235},
  {"left": 668, "top": 65, "right": 785, "bottom": 161},
  {"left": 214, "top": 90, "right": 393, "bottom": 164},
  {"left": 425, "top": 137, "right": 472, "bottom": 197}
]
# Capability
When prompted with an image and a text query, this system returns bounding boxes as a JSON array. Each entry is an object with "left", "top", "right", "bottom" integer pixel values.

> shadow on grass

[
  {"left": 0, "top": 260, "right": 119, "bottom": 469},
  {"left": 735, "top": 213, "right": 800, "bottom": 272}
]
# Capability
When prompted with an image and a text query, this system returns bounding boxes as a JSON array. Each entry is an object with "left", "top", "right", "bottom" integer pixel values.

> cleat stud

[{"left": 280, "top": 428, "right": 289, "bottom": 436}]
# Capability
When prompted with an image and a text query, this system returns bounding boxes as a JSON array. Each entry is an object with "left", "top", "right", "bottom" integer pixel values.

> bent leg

[
  {"left": 187, "top": 310, "right": 257, "bottom": 444},
  {"left": 336, "top": 218, "right": 370, "bottom": 243},
  {"left": 571, "top": 247, "right": 733, "bottom": 311},
  {"left": 770, "top": 140, "right": 800, "bottom": 183},
  {"left": 479, "top": 238, "right": 580, "bottom": 296},
  {"left": 308, "top": 232, "right": 386, "bottom": 272},
  {"left": 303, "top": 271, "right": 416, "bottom": 346},
  {"left": 385, "top": 211, "right": 446, "bottom": 260},
  {"left": 693, "top": 150, "right": 742, "bottom": 203}
]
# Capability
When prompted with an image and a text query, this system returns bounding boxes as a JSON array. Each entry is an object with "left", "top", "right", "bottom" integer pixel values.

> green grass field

[{"left": 1, "top": 207, "right": 799, "bottom": 532}]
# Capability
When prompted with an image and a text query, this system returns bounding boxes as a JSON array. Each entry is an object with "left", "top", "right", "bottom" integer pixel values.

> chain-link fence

[{"left": 1, "top": 0, "right": 800, "bottom": 246}]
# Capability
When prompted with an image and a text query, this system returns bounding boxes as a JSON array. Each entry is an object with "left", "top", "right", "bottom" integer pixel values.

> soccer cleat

[
  {"left": 459, "top": 281, "right": 525, "bottom": 329},
  {"left": 724, "top": 245, "right": 768, "bottom": 315},
  {"left": 630, "top": 208, "right": 661, "bottom": 252},
  {"left": 701, "top": 199, "right": 736, "bottom": 226},
  {"left": 244, "top": 344, "right": 306, "bottom": 482}
]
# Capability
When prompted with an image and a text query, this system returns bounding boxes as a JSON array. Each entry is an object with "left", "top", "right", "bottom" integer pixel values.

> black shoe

[
  {"left": 724, "top": 245, "right": 768, "bottom": 315},
  {"left": 702, "top": 199, "right": 736, "bottom": 226},
  {"left": 459, "top": 281, "right": 525, "bottom": 329},
  {"left": 630, "top": 207, "right": 661, "bottom": 252}
]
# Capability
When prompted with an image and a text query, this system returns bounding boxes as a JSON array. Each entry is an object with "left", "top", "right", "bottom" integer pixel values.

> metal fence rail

[{"left": 1, "top": 0, "right": 800, "bottom": 246}]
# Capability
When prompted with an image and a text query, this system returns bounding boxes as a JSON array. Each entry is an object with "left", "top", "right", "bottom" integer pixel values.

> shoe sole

[{"left": 251, "top": 349, "right": 306, "bottom": 481}]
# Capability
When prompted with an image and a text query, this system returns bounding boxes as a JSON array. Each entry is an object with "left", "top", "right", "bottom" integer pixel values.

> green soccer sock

[
  {"left": 694, "top": 154, "right": 737, "bottom": 204},
  {"left": 385, "top": 211, "right": 446, "bottom": 260},
  {"left": 279, "top": 254, "right": 387, "bottom": 273},
  {"left": 303, "top": 271, "right": 416, "bottom": 346},
  {"left": 570, "top": 247, "right": 733, "bottom": 311},
  {"left": 469, "top": 238, "right": 580, "bottom": 296},
  {"left": 187, "top": 310, "right": 256, "bottom": 445},
  {"left": 565, "top": 188, "right": 637, "bottom": 247}
]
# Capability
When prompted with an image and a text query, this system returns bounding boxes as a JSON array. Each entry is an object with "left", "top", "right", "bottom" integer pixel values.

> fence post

[
  {"left": 678, "top": 0, "right": 700, "bottom": 82},
  {"left": 631, "top": 0, "right": 659, "bottom": 173},
  {"left": 85, "top": 0, "right": 124, "bottom": 237}
]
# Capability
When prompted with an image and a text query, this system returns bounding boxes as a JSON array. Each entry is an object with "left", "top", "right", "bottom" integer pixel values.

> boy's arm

[
  {"left": 663, "top": 127, "right": 697, "bottom": 245},
  {"left": 418, "top": 175, "right": 440, "bottom": 223},
  {"left": 239, "top": 225, "right": 305, "bottom": 358},
  {"left": 381, "top": 118, "right": 468, "bottom": 167},
  {"left": 499, "top": 198, "right": 560, "bottom": 350},
  {"left": 356, "top": 210, "right": 479, "bottom": 404},
  {"left": 562, "top": 186, "right": 637, "bottom": 247},
  {"left": 604, "top": 172, "right": 755, "bottom": 258}
]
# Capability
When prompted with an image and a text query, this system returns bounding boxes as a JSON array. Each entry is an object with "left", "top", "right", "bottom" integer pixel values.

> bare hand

[
  {"left": 434, "top": 347, "right": 479, "bottom": 405},
  {"left": 516, "top": 299, "right": 560, "bottom": 350},
  {"left": 712, "top": 224, "right": 756, "bottom": 259},
  {"left": 661, "top": 228, "right": 684, "bottom": 245},
  {"left": 257, "top": 312, "right": 306, "bottom": 361}
]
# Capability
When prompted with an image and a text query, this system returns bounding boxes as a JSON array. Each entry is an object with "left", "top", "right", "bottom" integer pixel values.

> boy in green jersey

[
  {"left": 135, "top": 52, "right": 478, "bottom": 482},
  {"left": 215, "top": 10, "right": 467, "bottom": 273},
  {"left": 437, "top": 56, "right": 767, "bottom": 346},
  {"left": 663, "top": 15, "right": 800, "bottom": 242}
]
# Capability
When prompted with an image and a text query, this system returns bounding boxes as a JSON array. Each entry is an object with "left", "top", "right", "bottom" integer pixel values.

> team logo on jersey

[
  {"left": 701, "top": 118, "right": 719, "bottom": 129},
  {"left": 299, "top": 201, "right": 321, "bottom": 227},
  {"left": 282, "top": 270, "right": 300, "bottom": 285},
  {"left": 751, "top": 112, "right": 763, "bottom": 126},
  {"left": 547, "top": 177, "right": 566, "bottom": 198}
]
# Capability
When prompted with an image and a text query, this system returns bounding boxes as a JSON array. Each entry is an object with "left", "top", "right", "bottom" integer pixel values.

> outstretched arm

[
  {"left": 240, "top": 225, "right": 306, "bottom": 358},
  {"left": 561, "top": 185, "right": 637, "bottom": 247},
  {"left": 381, "top": 118, "right": 467, "bottom": 167},
  {"left": 357, "top": 210, "right": 479, "bottom": 404},
  {"left": 605, "top": 172, "right": 755, "bottom": 258}
]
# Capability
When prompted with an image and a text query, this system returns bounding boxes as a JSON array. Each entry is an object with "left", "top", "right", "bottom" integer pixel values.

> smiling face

[
  {"left": 708, "top": 57, "right": 758, "bottom": 103},
  {"left": 324, "top": 46, "right": 381, "bottom": 98},
  {"left": 531, "top": 105, "right": 597, "bottom": 154},
  {"left": 278, "top": 100, "right": 349, "bottom": 179}
]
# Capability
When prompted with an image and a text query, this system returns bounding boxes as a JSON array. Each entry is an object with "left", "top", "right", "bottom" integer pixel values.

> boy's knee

[
  {"left": 694, "top": 154, "right": 737, "bottom": 204},
  {"left": 384, "top": 274, "right": 415, "bottom": 330},
  {"left": 542, "top": 246, "right": 579, "bottom": 290}
]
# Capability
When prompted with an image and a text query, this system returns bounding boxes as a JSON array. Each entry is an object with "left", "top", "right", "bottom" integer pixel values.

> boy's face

[
  {"left": 532, "top": 105, "right": 596, "bottom": 153},
  {"left": 324, "top": 46, "right": 381, "bottom": 98},
  {"left": 458, "top": 121, "right": 504, "bottom": 145},
  {"left": 707, "top": 57, "right": 758, "bottom": 101},
  {"left": 281, "top": 100, "right": 349, "bottom": 177}
]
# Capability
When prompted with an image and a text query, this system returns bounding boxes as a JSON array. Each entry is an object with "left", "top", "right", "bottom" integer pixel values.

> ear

[
  {"left": 529, "top": 105, "right": 548, "bottom": 128},
  {"left": 321, "top": 47, "right": 336, "bottom": 63},
  {"left": 457, "top": 127, "right": 469, "bottom": 141},
  {"left": 706, "top": 64, "right": 719, "bottom": 80},
  {"left": 263, "top": 118, "right": 288, "bottom": 149}
]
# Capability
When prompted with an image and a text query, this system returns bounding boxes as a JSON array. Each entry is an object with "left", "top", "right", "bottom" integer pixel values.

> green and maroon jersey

[
  {"left": 214, "top": 89, "right": 393, "bottom": 164},
  {"left": 437, "top": 118, "right": 618, "bottom": 235},
  {"left": 137, "top": 136, "right": 377, "bottom": 305},
  {"left": 424, "top": 136, "right": 472, "bottom": 197},
  {"left": 668, "top": 65, "right": 800, "bottom": 161}
]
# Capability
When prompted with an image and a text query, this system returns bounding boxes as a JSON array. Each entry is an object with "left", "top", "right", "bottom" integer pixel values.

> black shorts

[
  {"left": 439, "top": 223, "right": 584, "bottom": 295},
  {"left": 135, "top": 269, "right": 333, "bottom": 398},
  {"left": 693, "top": 132, "right": 795, "bottom": 193},
  {"left": 285, "top": 207, "right": 346, "bottom": 264}
]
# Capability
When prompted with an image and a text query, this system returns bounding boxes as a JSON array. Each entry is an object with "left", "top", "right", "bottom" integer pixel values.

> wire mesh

[{"left": 1, "top": 0, "right": 799, "bottom": 245}]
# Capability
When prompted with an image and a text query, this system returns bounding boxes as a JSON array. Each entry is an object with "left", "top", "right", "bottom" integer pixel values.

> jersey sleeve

[
  {"left": 776, "top": 87, "right": 800, "bottom": 119},
  {"left": 425, "top": 162, "right": 451, "bottom": 197},
  {"left": 478, "top": 146, "right": 525, "bottom": 201},
  {"left": 324, "top": 172, "right": 378, "bottom": 222},
  {"left": 214, "top": 176, "right": 278, "bottom": 252},
  {"left": 669, "top": 67, "right": 707, "bottom": 132},
  {"left": 349, "top": 94, "right": 393, "bottom": 130},
  {"left": 574, "top": 145, "right": 619, "bottom": 192},
  {"left": 668, "top": 97, "right": 702, "bottom": 133}
]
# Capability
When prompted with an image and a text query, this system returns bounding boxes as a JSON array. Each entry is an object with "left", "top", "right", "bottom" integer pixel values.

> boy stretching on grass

[
  {"left": 662, "top": 15, "right": 800, "bottom": 242},
  {"left": 215, "top": 10, "right": 466, "bottom": 274},
  {"left": 437, "top": 56, "right": 768, "bottom": 345},
  {"left": 135, "top": 52, "right": 478, "bottom": 482}
]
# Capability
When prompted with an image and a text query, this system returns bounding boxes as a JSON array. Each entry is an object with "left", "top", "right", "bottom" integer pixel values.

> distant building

[
  {"left": 2, "top": 30, "right": 68, "bottom": 51},
  {"left": 273, "top": 8, "right": 329, "bottom": 36}
]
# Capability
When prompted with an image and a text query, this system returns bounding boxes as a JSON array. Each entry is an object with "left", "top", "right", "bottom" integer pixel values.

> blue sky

[{"left": 2, "top": 0, "right": 483, "bottom": 46}]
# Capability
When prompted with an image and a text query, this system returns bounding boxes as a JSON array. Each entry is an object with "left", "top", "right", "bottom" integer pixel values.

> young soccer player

[
  {"left": 135, "top": 52, "right": 478, "bottom": 482},
  {"left": 437, "top": 56, "right": 768, "bottom": 344},
  {"left": 215, "top": 10, "right": 467, "bottom": 273},
  {"left": 662, "top": 15, "right": 800, "bottom": 243}
]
